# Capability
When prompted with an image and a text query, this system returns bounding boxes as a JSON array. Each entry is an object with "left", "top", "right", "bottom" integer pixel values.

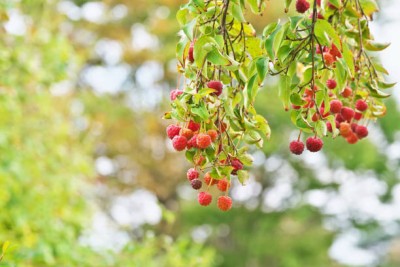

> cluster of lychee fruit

[
  {"left": 187, "top": 169, "right": 233, "bottom": 211},
  {"left": 167, "top": 80, "right": 244, "bottom": 211},
  {"left": 289, "top": 83, "right": 370, "bottom": 155}
]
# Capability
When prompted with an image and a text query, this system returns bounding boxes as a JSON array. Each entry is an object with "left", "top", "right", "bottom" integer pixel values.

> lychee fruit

[
  {"left": 180, "top": 128, "right": 194, "bottom": 140},
  {"left": 354, "top": 112, "right": 363, "bottom": 120},
  {"left": 326, "top": 79, "right": 337, "bottom": 90},
  {"left": 196, "top": 133, "right": 212, "bottom": 149},
  {"left": 341, "top": 107, "right": 355, "bottom": 122},
  {"left": 191, "top": 179, "right": 202, "bottom": 190},
  {"left": 346, "top": 133, "right": 359, "bottom": 144},
  {"left": 166, "top": 124, "right": 181, "bottom": 139},
  {"left": 217, "top": 196, "right": 232, "bottom": 211},
  {"left": 289, "top": 140, "right": 305, "bottom": 155},
  {"left": 207, "top": 80, "right": 223, "bottom": 96},
  {"left": 355, "top": 125, "right": 368, "bottom": 139},
  {"left": 330, "top": 44, "right": 342, "bottom": 59},
  {"left": 341, "top": 87, "right": 352, "bottom": 98},
  {"left": 217, "top": 179, "right": 230, "bottom": 192},
  {"left": 188, "top": 120, "right": 201, "bottom": 132},
  {"left": 296, "top": 0, "right": 310, "bottom": 13},
  {"left": 187, "top": 168, "right": 199, "bottom": 181},
  {"left": 339, "top": 122, "right": 352, "bottom": 137},
  {"left": 198, "top": 192, "right": 212, "bottom": 206},
  {"left": 355, "top": 99, "right": 368, "bottom": 112},
  {"left": 172, "top": 135, "right": 187, "bottom": 151},
  {"left": 207, "top": 129, "right": 218, "bottom": 142},
  {"left": 330, "top": 100, "right": 342, "bottom": 114},
  {"left": 187, "top": 134, "right": 198, "bottom": 149},
  {"left": 306, "top": 137, "right": 324, "bottom": 152},
  {"left": 323, "top": 52, "right": 335, "bottom": 66}
]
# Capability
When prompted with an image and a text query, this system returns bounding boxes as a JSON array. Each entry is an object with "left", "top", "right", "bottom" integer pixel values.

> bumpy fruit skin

[
  {"left": 231, "top": 158, "right": 243, "bottom": 175},
  {"left": 188, "top": 120, "right": 201, "bottom": 132},
  {"left": 326, "top": 79, "right": 337, "bottom": 89},
  {"left": 207, "top": 129, "right": 218, "bottom": 142},
  {"left": 172, "top": 135, "right": 187, "bottom": 151},
  {"left": 339, "top": 122, "right": 352, "bottom": 137},
  {"left": 336, "top": 113, "right": 345, "bottom": 123},
  {"left": 191, "top": 179, "right": 202, "bottom": 190},
  {"left": 341, "top": 87, "right": 352, "bottom": 98},
  {"left": 296, "top": 0, "right": 310, "bottom": 13},
  {"left": 341, "top": 107, "right": 355, "bottom": 122},
  {"left": 355, "top": 125, "right": 368, "bottom": 139},
  {"left": 306, "top": 137, "right": 324, "bottom": 152},
  {"left": 330, "top": 100, "right": 342, "bottom": 114},
  {"left": 207, "top": 80, "right": 223, "bottom": 96},
  {"left": 355, "top": 99, "right": 368, "bottom": 112},
  {"left": 323, "top": 52, "right": 335, "bottom": 66},
  {"left": 188, "top": 42, "right": 194, "bottom": 62},
  {"left": 196, "top": 134, "right": 212, "bottom": 149},
  {"left": 351, "top": 123, "right": 358, "bottom": 132},
  {"left": 170, "top": 89, "right": 183, "bottom": 101},
  {"left": 187, "top": 168, "right": 199, "bottom": 181},
  {"left": 346, "top": 133, "right": 359, "bottom": 144},
  {"left": 217, "top": 179, "right": 230, "bottom": 192},
  {"left": 204, "top": 172, "right": 218, "bottom": 185},
  {"left": 217, "top": 196, "right": 232, "bottom": 211},
  {"left": 354, "top": 112, "right": 363, "bottom": 121},
  {"left": 166, "top": 125, "right": 181, "bottom": 139},
  {"left": 198, "top": 192, "right": 212, "bottom": 206},
  {"left": 187, "top": 134, "right": 198, "bottom": 149},
  {"left": 180, "top": 128, "right": 194, "bottom": 140},
  {"left": 289, "top": 141, "right": 305, "bottom": 155}
]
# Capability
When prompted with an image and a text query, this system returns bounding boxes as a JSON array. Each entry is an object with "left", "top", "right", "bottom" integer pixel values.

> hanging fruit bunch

[{"left": 164, "top": 0, "right": 392, "bottom": 211}]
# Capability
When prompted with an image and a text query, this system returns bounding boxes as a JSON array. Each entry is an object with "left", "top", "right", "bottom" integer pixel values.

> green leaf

[
  {"left": 342, "top": 43, "right": 355, "bottom": 77},
  {"left": 237, "top": 170, "right": 250, "bottom": 185},
  {"left": 231, "top": 2, "right": 246, "bottom": 22},
  {"left": 182, "top": 19, "right": 197, "bottom": 41},
  {"left": 279, "top": 75, "right": 291, "bottom": 110},
  {"left": 191, "top": 103, "right": 210, "bottom": 120},
  {"left": 314, "top": 20, "right": 341, "bottom": 49},
  {"left": 364, "top": 40, "right": 390, "bottom": 51},
  {"left": 315, "top": 120, "right": 327, "bottom": 137},
  {"left": 360, "top": 0, "right": 379, "bottom": 16}
]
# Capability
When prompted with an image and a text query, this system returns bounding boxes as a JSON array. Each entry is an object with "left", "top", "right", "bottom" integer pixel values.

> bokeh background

[{"left": 0, "top": 0, "right": 399, "bottom": 266}]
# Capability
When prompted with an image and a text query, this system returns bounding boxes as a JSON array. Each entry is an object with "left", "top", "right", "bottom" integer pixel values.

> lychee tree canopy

[{"left": 166, "top": 0, "right": 392, "bottom": 184}]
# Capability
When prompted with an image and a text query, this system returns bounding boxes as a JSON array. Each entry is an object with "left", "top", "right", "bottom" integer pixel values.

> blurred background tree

[{"left": 0, "top": 0, "right": 400, "bottom": 266}]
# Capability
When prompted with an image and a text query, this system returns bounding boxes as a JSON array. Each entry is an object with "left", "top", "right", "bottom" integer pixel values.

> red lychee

[
  {"left": 355, "top": 99, "right": 368, "bottom": 112},
  {"left": 341, "top": 107, "right": 355, "bottom": 122},
  {"left": 188, "top": 120, "right": 201, "bottom": 132},
  {"left": 207, "top": 129, "right": 218, "bottom": 142},
  {"left": 198, "top": 192, "right": 212, "bottom": 206},
  {"left": 346, "top": 133, "right": 359, "bottom": 144},
  {"left": 187, "top": 168, "right": 199, "bottom": 181},
  {"left": 323, "top": 52, "right": 335, "bottom": 66},
  {"left": 217, "top": 179, "right": 230, "bottom": 192},
  {"left": 180, "top": 128, "right": 194, "bottom": 140},
  {"left": 187, "top": 134, "right": 198, "bottom": 149},
  {"left": 170, "top": 89, "right": 183, "bottom": 101},
  {"left": 231, "top": 158, "right": 243, "bottom": 175},
  {"left": 326, "top": 79, "right": 337, "bottom": 90},
  {"left": 172, "top": 135, "right": 187, "bottom": 151},
  {"left": 296, "top": 0, "right": 310, "bottom": 13},
  {"left": 217, "top": 196, "right": 232, "bottom": 211},
  {"left": 341, "top": 87, "right": 352, "bottom": 98},
  {"left": 166, "top": 124, "right": 181, "bottom": 139},
  {"left": 204, "top": 172, "right": 218, "bottom": 186},
  {"left": 306, "top": 137, "right": 324, "bottom": 152},
  {"left": 196, "top": 133, "right": 212, "bottom": 149},
  {"left": 355, "top": 125, "right": 368, "bottom": 139},
  {"left": 289, "top": 140, "right": 305, "bottom": 155},
  {"left": 330, "top": 100, "right": 343, "bottom": 114}
]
